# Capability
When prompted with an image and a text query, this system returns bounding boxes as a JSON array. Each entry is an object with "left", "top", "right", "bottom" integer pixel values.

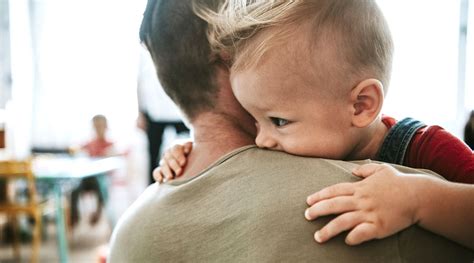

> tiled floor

[{"left": 0, "top": 209, "right": 111, "bottom": 263}]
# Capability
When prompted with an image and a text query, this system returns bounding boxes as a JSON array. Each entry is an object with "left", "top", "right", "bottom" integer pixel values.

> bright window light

[
  {"left": 29, "top": 0, "right": 147, "bottom": 148},
  {"left": 465, "top": 0, "right": 474, "bottom": 113},
  {"left": 377, "top": 0, "right": 464, "bottom": 137}
]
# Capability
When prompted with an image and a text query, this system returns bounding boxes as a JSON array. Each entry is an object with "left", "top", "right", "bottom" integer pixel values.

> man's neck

[{"left": 180, "top": 112, "right": 255, "bottom": 179}]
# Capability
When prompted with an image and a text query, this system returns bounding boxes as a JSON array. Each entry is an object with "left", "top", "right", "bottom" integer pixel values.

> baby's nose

[{"left": 255, "top": 132, "right": 278, "bottom": 149}]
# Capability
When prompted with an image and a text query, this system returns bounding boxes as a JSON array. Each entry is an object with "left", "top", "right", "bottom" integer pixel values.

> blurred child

[
  {"left": 79, "top": 114, "right": 116, "bottom": 157},
  {"left": 70, "top": 114, "right": 116, "bottom": 227}
]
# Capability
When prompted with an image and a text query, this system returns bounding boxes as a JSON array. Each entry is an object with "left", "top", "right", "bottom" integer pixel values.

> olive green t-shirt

[{"left": 109, "top": 146, "right": 473, "bottom": 262}]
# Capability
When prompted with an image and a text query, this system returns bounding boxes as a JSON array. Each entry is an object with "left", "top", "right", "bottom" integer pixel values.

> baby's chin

[{"left": 255, "top": 145, "right": 337, "bottom": 159}]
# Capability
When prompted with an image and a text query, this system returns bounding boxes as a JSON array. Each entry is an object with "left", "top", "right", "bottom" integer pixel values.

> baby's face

[{"left": 231, "top": 48, "right": 356, "bottom": 159}]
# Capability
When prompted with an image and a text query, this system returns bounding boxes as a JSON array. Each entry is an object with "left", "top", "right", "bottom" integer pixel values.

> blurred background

[{"left": 0, "top": 0, "right": 472, "bottom": 262}]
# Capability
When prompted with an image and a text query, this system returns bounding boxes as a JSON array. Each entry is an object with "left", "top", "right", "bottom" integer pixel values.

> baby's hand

[
  {"left": 305, "top": 163, "right": 419, "bottom": 245},
  {"left": 153, "top": 141, "right": 193, "bottom": 183}
]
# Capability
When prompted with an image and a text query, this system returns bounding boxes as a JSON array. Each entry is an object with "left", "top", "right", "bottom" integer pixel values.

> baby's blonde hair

[{"left": 195, "top": 0, "right": 394, "bottom": 93}]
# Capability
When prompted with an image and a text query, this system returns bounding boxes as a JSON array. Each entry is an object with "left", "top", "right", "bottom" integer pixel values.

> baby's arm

[
  {"left": 406, "top": 125, "right": 474, "bottom": 183},
  {"left": 305, "top": 163, "right": 474, "bottom": 249},
  {"left": 153, "top": 142, "right": 193, "bottom": 183}
]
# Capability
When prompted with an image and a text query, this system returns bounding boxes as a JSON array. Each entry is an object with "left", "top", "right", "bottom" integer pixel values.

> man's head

[
  {"left": 139, "top": 0, "right": 256, "bottom": 138},
  {"left": 197, "top": 0, "right": 393, "bottom": 159},
  {"left": 139, "top": 0, "right": 222, "bottom": 122}
]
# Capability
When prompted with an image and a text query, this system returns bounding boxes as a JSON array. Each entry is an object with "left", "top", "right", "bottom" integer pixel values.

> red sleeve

[{"left": 405, "top": 126, "right": 474, "bottom": 184}]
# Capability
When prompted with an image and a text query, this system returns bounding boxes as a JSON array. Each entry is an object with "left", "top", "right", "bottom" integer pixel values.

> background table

[{"left": 33, "top": 155, "right": 124, "bottom": 263}]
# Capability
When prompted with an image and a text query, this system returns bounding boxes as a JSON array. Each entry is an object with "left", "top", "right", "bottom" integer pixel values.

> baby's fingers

[
  {"left": 352, "top": 163, "right": 391, "bottom": 178},
  {"left": 315, "top": 212, "right": 362, "bottom": 243},
  {"left": 183, "top": 141, "right": 193, "bottom": 155},
  {"left": 158, "top": 159, "right": 176, "bottom": 182},
  {"left": 307, "top": 182, "right": 356, "bottom": 206},
  {"left": 170, "top": 144, "right": 190, "bottom": 166},
  {"left": 345, "top": 223, "right": 378, "bottom": 245},
  {"left": 153, "top": 167, "right": 165, "bottom": 183},
  {"left": 164, "top": 151, "right": 183, "bottom": 176},
  {"left": 305, "top": 196, "right": 357, "bottom": 221}
]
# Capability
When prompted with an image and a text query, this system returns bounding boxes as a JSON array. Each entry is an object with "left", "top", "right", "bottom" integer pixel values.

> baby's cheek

[{"left": 286, "top": 139, "right": 336, "bottom": 159}]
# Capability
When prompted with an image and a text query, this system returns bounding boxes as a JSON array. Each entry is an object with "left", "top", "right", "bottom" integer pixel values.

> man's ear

[{"left": 350, "top": 79, "right": 384, "bottom": 128}]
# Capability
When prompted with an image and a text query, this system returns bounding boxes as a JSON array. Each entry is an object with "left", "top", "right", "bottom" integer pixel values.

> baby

[{"left": 157, "top": 0, "right": 474, "bottom": 248}]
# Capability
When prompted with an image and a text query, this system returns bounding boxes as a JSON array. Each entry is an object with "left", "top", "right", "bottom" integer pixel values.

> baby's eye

[{"left": 270, "top": 117, "right": 289, "bottom": 127}]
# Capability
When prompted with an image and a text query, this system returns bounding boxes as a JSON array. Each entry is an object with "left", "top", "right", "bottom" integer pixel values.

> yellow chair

[{"left": 0, "top": 160, "right": 41, "bottom": 263}]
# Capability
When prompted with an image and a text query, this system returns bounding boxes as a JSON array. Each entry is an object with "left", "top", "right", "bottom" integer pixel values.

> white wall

[
  {"left": 7, "top": 0, "right": 34, "bottom": 159},
  {"left": 466, "top": 0, "right": 474, "bottom": 117},
  {"left": 29, "top": 0, "right": 146, "bottom": 149},
  {"left": 377, "top": 0, "right": 471, "bottom": 138}
]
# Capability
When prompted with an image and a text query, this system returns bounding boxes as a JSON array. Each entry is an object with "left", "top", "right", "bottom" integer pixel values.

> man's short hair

[{"left": 139, "top": 0, "right": 222, "bottom": 121}]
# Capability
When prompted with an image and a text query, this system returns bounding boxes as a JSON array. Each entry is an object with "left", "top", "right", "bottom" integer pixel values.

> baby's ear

[{"left": 350, "top": 79, "right": 384, "bottom": 128}]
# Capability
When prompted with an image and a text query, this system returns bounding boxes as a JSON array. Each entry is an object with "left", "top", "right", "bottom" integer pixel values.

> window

[
  {"left": 377, "top": 0, "right": 470, "bottom": 137},
  {"left": 28, "top": 0, "right": 147, "bottom": 148},
  {"left": 465, "top": 0, "right": 474, "bottom": 113},
  {"left": 0, "top": 0, "right": 11, "bottom": 109}
]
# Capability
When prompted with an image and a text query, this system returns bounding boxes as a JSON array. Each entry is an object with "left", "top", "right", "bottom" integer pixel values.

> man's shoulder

[
  {"left": 109, "top": 147, "right": 473, "bottom": 262},
  {"left": 223, "top": 146, "right": 358, "bottom": 173},
  {"left": 108, "top": 184, "right": 163, "bottom": 262},
  {"left": 228, "top": 146, "right": 444, "bottom": 177},
  {"left": 199, "top": 146, "right": 363, "bottom": 194}
]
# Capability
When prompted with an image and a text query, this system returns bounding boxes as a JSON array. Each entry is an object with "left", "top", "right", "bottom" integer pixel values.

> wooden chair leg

[
  {"left": 11, "top": 214, "right": 21, "bottom": 261},
  {"left": 31, "top": 210, "right": 41, "bottom": 263}
]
